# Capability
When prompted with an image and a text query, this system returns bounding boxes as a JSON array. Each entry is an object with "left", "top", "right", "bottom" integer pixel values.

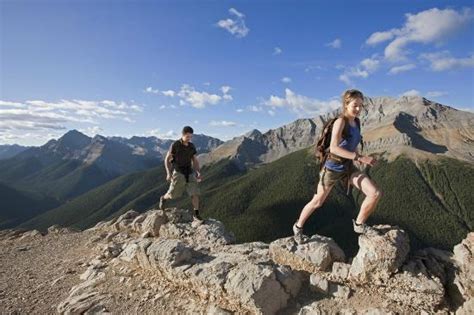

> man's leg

[
  {"left": 349, "top": 171, "right": 383, "bottom": 224},
  {"left": 192, "top": 194, "right": 199, "bottom": 211},
  {"left": 187, "top": 174, "right": 202, "bottom": 221},
  {"left": 159, "top": 171, "right": 184, "bottom": 210}
]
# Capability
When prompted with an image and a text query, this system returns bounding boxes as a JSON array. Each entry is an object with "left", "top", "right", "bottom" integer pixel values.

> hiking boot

[
  {"left": 159, "top": 196, "right": 167, "bottom": 210},
  {"left": 193, "top": 210, "right": 204, "bottom": 223},
  {"left": 352, "top": 219, "right": 380, "bottom": 236},
  {"left": 293, "top": 222, "right": 309, "bottom": 244}
]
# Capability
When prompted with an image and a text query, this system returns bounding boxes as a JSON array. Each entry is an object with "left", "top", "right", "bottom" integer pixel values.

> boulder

[
  {"left": 138, "top": 210, "right": 168, "bottom": 237},
  {"left": 309, "top": 273, "right": 351, "bottom": 299},
  {"left": 349, "top": 224, "right": 409, "bottom": 283},
  {"left": 453, "top": 232, "right": 474, "bottom": 300},
  {"left": 384, "top": 271, "right": 445, "bottom": 310},
  {"left": 269, "top": 234, "right": 345, "bottom": 273}
]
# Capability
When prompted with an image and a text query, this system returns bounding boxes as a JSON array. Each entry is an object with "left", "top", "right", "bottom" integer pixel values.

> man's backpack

[{"left": 314, "top": 115, "right": 364, "bottom": 171}]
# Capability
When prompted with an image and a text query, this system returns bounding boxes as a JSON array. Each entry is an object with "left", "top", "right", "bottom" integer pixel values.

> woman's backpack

[{"left": 314, "top": 115, "right": 364, "bottom": 171}]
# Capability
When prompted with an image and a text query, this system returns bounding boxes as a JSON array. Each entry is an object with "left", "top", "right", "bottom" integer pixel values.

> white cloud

[
  {"left": 209, "top": 120, "right": 237, "bottom": 127},
  {"left": 177, "top": 84, "right": 222, "bottom": 109},
  {"left": 305, "top": 65, "right": 323, "bottom": 72},
  {"left": 268, "top": 110, "right": 276, "bottom": 116},
  {"left": 236, "top": 108, "right": 244, "bottom": 113},
  {"left": 339, "top": 55, "right": 380, "bottom": 85},
  {"left": 144, "top": 86, "right": 160, "bottom": 94},
  {"left": 146, "top": 128, "right": 179, "bottom": 139},
  {"left": 216, "top": 8, "right": 249, "bottom": 38},
  {"left": 79, "top": 126, "right": 103, "bottom": 137},
  {"left": 149, "top": 84, "right": 232, "bottom": 108},
  {"left": 388, "top": 63, "right": 416, "bottom": 75},
  {"left": 281, "top": 77, "right": 292, "bottom": 83},
  {"left": 326, "top": 38, "right": 342, "bottom": 48},
  {"left": 0, "top": 99, "right": 142, "bottom": 144},
  {"left": 366, "top": 29, "right": 399, "bottom": 45},
  {"left": 263, "top": 89, "right": 340, "bottom": 116},
  {"left": 273, "top": 47, "right": 283, "bottom": 55},
  {"left": 426, "top": 91, "right": 448, "bottom": 98},
  {"left": 400, "top": 89, "right": 420, "bottom": 97},
  {"left": 221, "top": 85, "right": 231, "bottom": 94},
  {"left": 162, "top": 90, "right": 176, "bottom": 97},
  {"left": 419, "top": 51, "right": 474, "bottom": 71},
  {"left": 366, "top": 8, "right": 474, "bottom": 61},
  {"left": 249, "top": 105, "right": 262, "bottom": 112},
  {"left": 400, "top": 89, "right": 449, "bottom": 99}
]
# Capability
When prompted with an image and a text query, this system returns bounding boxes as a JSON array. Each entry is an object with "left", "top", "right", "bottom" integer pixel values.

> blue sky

[{"left": 1, "top": 0, "right": 473, "bottom": 145}]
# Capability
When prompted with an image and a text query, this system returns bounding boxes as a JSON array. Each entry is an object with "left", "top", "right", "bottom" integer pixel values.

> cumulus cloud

[
  {"left": 273, "top": 47, "right": 283, "bottom": 55},
  {"left": 149, "top": 84, "right": 232, "bottom": 108},
  {"left": 177, "top": 84, "right": 224, "bottom": 108},
  {"left": 366, "top": 8, "right": 474, "bottom": 61},
  {"left": 400, "top": 89, "right": 421, "bottom": 97},
  {"left": 388, "top": 63, "right": 416, "bottom": 75},
  {"left": 400, "top": 89, "right": 449, "bottom": 99},
  {"left": 146, "top": 128, "right": 179, "bottom": 139},
  {"left": 339, "top": 55, "right": 380, "bottom": 85},
  {"left": 419, "top": 51, "right": 474, "bottom": 71},
  {"left": 216, "top": 8, "right": 249, "bottom": 38},
  {"left": 0, "top": 99, "right": 142, "bottom": 144},
  {"left": 263, "top": 89, "right": 340, "bottom": 116},
  {"left": 281, "top": 77, "right": 292, "bottom": 83},
  {"left": 426, "top": 91, "right": 448, "bottom": 98},
  {"left": 209, "top": 120, "right": 237, "bottom": 127},
  {"left": 79, "top": 126, "right": 103, "bottom": 137},
  {"left": 326, "top": 38, "right": 342, "bottom": 48},
  {"left": 162, "top": 90, "right": 176, "bottom": 97},
  {"left": 144, "top": 86, "right": 160, "bottom": 94}
]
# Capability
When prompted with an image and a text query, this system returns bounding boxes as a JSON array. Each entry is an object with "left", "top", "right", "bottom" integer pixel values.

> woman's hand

[{"left": 358, "top": 155, "right": 377, "bottom": 166}]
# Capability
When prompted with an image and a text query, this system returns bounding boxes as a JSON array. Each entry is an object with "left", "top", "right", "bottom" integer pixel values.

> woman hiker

[{"left": 292, "top": 89, "right": 383, "bottom": 244}]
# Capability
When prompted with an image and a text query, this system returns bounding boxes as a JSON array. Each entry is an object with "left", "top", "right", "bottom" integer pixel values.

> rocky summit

[{"left": 0, "top": 208, "right": 472, "bottom": 314}]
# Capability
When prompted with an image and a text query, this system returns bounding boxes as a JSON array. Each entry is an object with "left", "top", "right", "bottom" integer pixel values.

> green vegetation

[
  {"left": 0, "top": 183, "right": 60, "bottom": 229},
  {"left": 15, "top": 147, "right": 473, "bottom": 257}
]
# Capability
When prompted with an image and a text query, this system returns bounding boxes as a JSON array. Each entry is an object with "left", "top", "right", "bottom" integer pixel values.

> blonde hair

[{"left": 341, "top": 89, "right": 364, "bottom": 117}]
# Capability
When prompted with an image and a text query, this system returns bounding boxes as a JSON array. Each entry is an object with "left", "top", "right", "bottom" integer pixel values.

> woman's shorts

[{"left": 318, "top": 163, "right": 359, "bottom": 188}]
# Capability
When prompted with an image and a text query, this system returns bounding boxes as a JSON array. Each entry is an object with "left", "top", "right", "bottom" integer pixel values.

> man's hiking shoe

[
  {"left": 193, "top": 210, "right": 204, "bottom": 223},
  {"left": 293, "top": 222, "right": 309, "bottom": 244},
  {"left": 352, "top": 219, "right": 380, "bottom": 236},
  {"left": 158, "top": 196, "right": 166, "bottom": 210}
]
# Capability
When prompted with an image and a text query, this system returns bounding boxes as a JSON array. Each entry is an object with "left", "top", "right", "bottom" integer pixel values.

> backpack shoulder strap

[{"left": 354, "top": 117, "right": 364, "bottom": 152}]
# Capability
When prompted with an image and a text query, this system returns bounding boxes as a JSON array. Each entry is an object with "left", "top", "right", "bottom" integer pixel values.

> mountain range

[
  {"left": 1, "top": 94, "right": 473, "bottom": 254},
  {"left": 0, "top": 131, "right": 222, "bottom": 228}
]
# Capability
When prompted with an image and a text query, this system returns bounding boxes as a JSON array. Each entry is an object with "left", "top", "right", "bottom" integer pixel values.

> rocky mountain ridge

[
  {"left": 1, "top": 207, "right": 472, "bottom": 314},
  {"left": 198, "top": 95, "right": 474, "bottom": 168}
]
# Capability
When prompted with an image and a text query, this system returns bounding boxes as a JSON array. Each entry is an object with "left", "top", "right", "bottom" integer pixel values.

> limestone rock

[
  {"left": 269, "top": 234, "right": 345, "bottom": 273},
  {"left": 349, "top": 224, "right": 410, "bottom": 283},
  {"left": 453, "top": 232, "right": 474, "bottom": 300}
]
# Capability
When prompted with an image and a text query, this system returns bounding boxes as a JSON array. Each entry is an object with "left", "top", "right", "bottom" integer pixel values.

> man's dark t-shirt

[{"left": 170, "top": 139, "right": 197, "bottom": 177}]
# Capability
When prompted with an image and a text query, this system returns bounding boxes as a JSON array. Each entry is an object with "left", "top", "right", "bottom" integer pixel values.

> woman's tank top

[{"left": 324, "top": 121, "right": 361, "bottom": 172}]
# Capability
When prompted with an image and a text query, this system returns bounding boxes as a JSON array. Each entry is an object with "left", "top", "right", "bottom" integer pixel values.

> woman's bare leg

[
  {"left": 349, "top": 172, "right": 383, "bottom": 224},
  {"left": 296, "top": 182, "right": 335, "bottom": 227}
]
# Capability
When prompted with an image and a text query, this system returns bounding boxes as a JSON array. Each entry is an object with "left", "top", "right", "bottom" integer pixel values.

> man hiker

[{"left": 159, "top": 126, "right": 203, "bottom": 222}]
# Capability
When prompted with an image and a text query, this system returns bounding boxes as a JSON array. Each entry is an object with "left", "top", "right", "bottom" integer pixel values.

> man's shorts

[
  {"left": 165, "top": 169, "right": 201, "bottom": 199},
  {"left": 318, "top": 163, "right": 360, "bottom": 188}
]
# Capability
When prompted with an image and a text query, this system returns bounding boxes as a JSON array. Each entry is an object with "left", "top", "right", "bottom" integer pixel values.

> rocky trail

[{"left": 0, "top": 208, "right": 472, "bottom": 314}]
